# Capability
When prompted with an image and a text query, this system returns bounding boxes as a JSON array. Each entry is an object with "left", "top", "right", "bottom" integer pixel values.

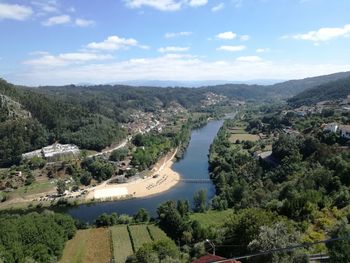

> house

[
  {"left": 323, "top": 123, "right": 338, "bottom": 133},
  {"left": 22, "top": 143, "right": 80, "bottom": 161},
  {"left": 340, "top": 125, "right": 350, "bottom": 139},
  {"left": 192, "top": 254, "right": 241, "bottom": 263}
]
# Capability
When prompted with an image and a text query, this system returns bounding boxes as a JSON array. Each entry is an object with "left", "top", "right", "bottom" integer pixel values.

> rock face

[
  {"left": 22, "top": 143, "right": 80, "bottom": 162},
  {"left": 0, "top": 94, "right": 31, "bottom": 120}
]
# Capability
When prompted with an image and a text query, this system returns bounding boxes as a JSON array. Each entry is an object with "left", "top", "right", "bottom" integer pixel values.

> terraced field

[
  {"left": 60, "top": 228, "right": 111, "bottom": 263},
  {"left": 147, "top": 225, "right": 171, "bottom": 241},
  {"left": 111, "top": 225, "right": 134, "bottom": 263},
  {"left": 128, "top": 225, "right": 153, "bottom": 251},
  {"left": 60, "top": 224, "right": 170, "bottom": 263}
]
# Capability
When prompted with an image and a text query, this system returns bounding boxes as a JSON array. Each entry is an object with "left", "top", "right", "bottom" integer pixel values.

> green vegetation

[
  {"left": 111, "top": 226, "right": 134, "bottom": 263},
  {"left": 289, "top": 76, "right": 350, "bottom": 106},
  {"left": 0, "top": 211, "right": 76, "bottom": 263},
  {"left": 128, "top": 225, "right": 153, "bottom": 251},
  {"left": 109, "top": 147, "right": 128, "bottom": 162},
  {"left": 60, "top": 228, "right": 111, "bottom": 263},
  {"left": 189, "top": 209, "right": 234, "bottom": 227}
]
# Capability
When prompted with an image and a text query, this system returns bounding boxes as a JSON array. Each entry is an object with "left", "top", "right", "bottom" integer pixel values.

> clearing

[
  {"left": 128, "top": 225, "right": 153, "bottom": 251},
  {"left": 60, "top": 228, "right": 111, "bottom": 263},
  {"left": 229, "top": 133, "right": 260, "bottom": 142},
  {"left": 190, "top": 209, "right": 234, "bottom": 227},
  {"left": 111, "top": 225, "right": 134, "bottom": 263}
]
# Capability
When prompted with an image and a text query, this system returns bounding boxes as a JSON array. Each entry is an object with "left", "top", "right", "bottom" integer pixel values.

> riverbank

[{"left": 85, "top": 149, "right": 180, "bottom": 201}]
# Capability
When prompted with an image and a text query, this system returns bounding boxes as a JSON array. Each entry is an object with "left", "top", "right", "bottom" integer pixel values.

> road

[{"left": 88, "top": 136, "right": 132, "bottom": 157}]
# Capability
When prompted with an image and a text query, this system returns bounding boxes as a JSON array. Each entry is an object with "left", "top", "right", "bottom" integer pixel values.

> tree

[
  {"left": 177, "top": 200, "right": 190, "bottom": 217},
  {"left": 326, "top": 219, "right": 350, "bottom": 263},
  {"left": 80, "top": 171, "right": 92, "bottom": 186},
  {"left": 248, "top": 222, "right": 300, "bottom": 263},
  {"left": 134, "top": 208, "right": 150, "bottom": 223},
  {"left": 127, "top": 240, "right": 179, "bottom": 263},
  {"left": 157, "top": 201, "right": 185, "bottom": 240},
  {"left": 193, "top": 189, "right": 207, "bottom": 212},
  {"left": 109, "top": 148, "right": 128, "bottom": 162},
  {"left": 56, "top": 180, "right": 67, "bottom": 195}
]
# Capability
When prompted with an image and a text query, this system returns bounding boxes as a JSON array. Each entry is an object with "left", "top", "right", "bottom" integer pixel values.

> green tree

[
  {"left": 56, "top": 180, "right": 67, "bottom": 195},
  {"left": 134, "top": 208, "right": 150, "bottom": 223},
  {"left": 193, "top": 189, "right": 207, "bottom": 212},
  {"left": 109, "top": 148, "right": 128, "bottom": 162},
  {"left": 326, "top": 219, "right": 350, "bottom": 263}
]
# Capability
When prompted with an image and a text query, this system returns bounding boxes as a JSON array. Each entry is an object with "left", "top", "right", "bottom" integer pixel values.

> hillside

[
  {"left": 269, "top": 71, "right": 350, "bottom": 97},
  {"left": 0, "top": 79, "right": 125, "bottom": 167},
  {"left": 201, "top": 71, "right": 350, "bottom": 100},
  {"left": 288, "top": 76, "right": 350, "bottom": 106}
]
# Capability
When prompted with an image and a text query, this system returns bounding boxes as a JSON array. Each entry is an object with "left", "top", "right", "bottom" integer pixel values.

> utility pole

[{"left": 205, "top": 239, "right": 216, "bottom": 255}]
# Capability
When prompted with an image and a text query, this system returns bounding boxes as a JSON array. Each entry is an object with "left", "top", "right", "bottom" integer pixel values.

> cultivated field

[
  {"left": 111, "top": 225, "right": 134, "bottom": 263},
  {"left": 128, "top": 225, "right": 153, "bottom": 251},
  {"left": 190, "top": 209, "right": 234, "bottom": 227},
  {"left": 229, "top": 133, "right": 260, "bottom": 142},
  {"left": 147, "top": 225, "right": 171, "bottom": 241},
  {"left": 60, "top": 228, "right": 111, "bottom": 263}
]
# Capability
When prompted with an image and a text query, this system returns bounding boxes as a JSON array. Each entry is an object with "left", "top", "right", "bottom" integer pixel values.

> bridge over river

[{"left": 177, "top": 179, "right": 212, "bottom": 184}]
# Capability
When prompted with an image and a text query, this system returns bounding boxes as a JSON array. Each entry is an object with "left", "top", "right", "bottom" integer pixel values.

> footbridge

[{"left": 177, "top": 179, "right": 212, "bottom": 184}]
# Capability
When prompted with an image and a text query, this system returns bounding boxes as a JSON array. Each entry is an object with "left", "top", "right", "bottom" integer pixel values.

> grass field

[
  {"left": 190, "top": 209, "right": 234, "bottom": 227},
  {"left": 111, "top": 225, "right": 134, "bottom": 263},
  {"left": 229, "top": 133, "right": 260, "bottom": 142},
  {"left": 60, "top": 228, "right": 111, "bottom": 263},
  {"left": 147, "top": 225, "right": 171, "bottom": 241},
  {"left": 129, "top": 225, "right": 153, "bottom": 251},
  {"left": 9, "top": 181, "right": 54, "bottom": 198}
]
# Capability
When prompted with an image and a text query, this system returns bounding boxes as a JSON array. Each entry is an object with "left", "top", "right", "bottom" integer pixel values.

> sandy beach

[{"left": 85, "top": 149, "right": 181, "bottom": 201}]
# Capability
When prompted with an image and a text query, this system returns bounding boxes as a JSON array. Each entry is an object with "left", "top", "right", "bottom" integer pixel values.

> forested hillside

[
  {"left": 34, "top": 85, "right": 207, "bottom": 122},
  {"left": 0, "top": 79, "right": 125, "bottom": 167},
  {"left": 288, "top": 76, "right": 350, "bottom": 106}
]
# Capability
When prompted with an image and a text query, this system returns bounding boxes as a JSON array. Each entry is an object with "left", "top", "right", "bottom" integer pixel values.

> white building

[
  {"left": 323, "top": 123, "right": 338, "bottom": 133},
  {"left": 340, "top": 125, "right": 350, "bottom": 140},
  {"left": 22, "top": 143, "right": 80, "bottom": 161}
]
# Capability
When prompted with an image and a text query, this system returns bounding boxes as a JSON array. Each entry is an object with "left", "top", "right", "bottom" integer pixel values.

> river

[{"left": 66, "top": 119, "right": 224, "bottom": 222}]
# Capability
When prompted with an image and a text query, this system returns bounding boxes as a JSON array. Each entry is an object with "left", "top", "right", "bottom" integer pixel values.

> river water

[{"left": 66, "top": 119, "right": 224, "bottom": 222}]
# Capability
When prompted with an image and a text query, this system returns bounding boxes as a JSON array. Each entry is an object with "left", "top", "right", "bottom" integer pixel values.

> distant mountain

[
  {"left": 110, "top": 79, "right": 283, "bottom": 88},
  {"left": 288, "top": 76, "right": 350, "bottom": 106},
  {"left": 269, "top": 71, "right": 350, "bottom": 97}
]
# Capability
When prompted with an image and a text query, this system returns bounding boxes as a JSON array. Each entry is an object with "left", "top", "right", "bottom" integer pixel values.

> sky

[{"left": 0, "top": 0, "right": 350, "bottom": 86}]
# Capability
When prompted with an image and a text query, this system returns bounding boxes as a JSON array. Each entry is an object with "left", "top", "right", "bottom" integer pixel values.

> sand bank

[{"left": 86, "top": 149, "right": 180, "bottom": 201}]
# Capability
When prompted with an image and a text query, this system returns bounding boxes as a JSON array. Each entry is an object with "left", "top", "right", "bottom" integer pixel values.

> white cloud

[
  {"left": 217, "top": 45, "right": 246, "bottom": 52},
  {"left": 236, "top": 56, "right": 262, "bottom": 62},
  {"left": 256, "top": 48, "right": 270, "bottom": 53},
  {"left": 188, "top": 0, "right": 208, "bottom": 7},
  {"left": 240, "top": 35, "right": 250, "bottom": 41},
  {"left": 31, "top": 0, "right": 59, "bottom": 14},
  {"left": 24, "top": 52, "right": 113, "bottom": 67},
  {"left": 0, "top": 3, "right": 33, "bottom": 21},
  {"left": 211, "top": 3, "right": 224, "bottom": 12},
  {"left": 124, "top": 0, "right": 182, "bottom": 11},
  {"left": 75, "top": 18, "right": 95, "bottom": 27},
  {"left": 124, "top": 0, "right": 207, "bottom": 11},
  {"left": 164, "top": 31, "right": 192, "bottom": 38},
  {"left": 232, "top": 0, "right": 243, "bottom": 8},
  {"left": 18, "top": 54, "right": 350, "bottom": 86},
  {"left": 158, "top": 46, "right": 190, "bottom": 53},
  {"left": 42, "top": 15, "right": 71, "bottom": 26},
  {"left": 87, "top": 36, "right": 140, "bottom": 51},
  {"left": 289, "top": 24, "right": 350, "bottom": 42},
  {"left": 216, "top": 31, "right": 237, "bottom": 40}
]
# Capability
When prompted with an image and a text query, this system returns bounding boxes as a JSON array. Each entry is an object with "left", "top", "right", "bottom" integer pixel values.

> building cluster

[
  {"left": 323, "top": 123, "right": 350, "bottom": 139},
  {"left": 22, "top": 143, "right": 80, "bottom": 161},
  {"left": 201, "top": 92, "right": 227, "bottom": 107},
  {"left": 121, "top": 110, "right": 164, "bottom": 135}
]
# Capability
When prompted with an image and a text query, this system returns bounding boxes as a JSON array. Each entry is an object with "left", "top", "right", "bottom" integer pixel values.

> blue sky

[{"left": 1, "top": 0, "right": 350, "bottom": 85}]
